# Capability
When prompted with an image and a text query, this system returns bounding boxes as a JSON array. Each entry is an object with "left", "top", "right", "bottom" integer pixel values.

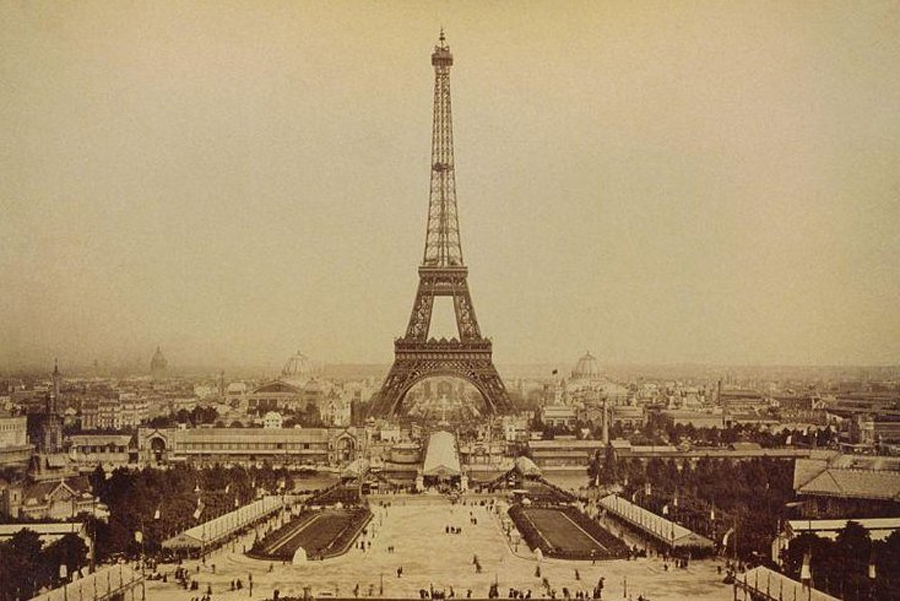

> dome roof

[
  {"left": 571, "top": 351, "right": 601, "bottom": 381},
  {"left": 281, "top": 351, "right": 318, "bottom": 379},
  {"left": 150, "top": 347, "right": 168, "bottom": 371}
]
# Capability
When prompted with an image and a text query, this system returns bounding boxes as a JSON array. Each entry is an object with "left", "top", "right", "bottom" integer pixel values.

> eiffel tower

[{"left": 368, "top": 31, "right": 512, "bottom": 418}]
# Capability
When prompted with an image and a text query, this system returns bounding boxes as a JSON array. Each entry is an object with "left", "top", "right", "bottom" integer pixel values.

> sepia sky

[{"left": 1, "top": 1, "right": 899, "bottom": 371}]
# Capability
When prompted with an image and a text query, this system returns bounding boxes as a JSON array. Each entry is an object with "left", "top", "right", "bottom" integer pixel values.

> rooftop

[{"left": 423, "top": 430, "right": 461, "bottom": 477}]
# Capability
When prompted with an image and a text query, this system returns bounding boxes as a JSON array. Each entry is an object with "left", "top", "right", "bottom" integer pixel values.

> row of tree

[
  {"left": 532, "top": 410, "right": 834, "bottom": 450},
  {"left": 0, "top": 530, "right": 88, "bottom": 601},
  {"left": 146, "top": 405, "right": 219, "bottom": 429},
  {"left": 591, "top": 447, "right": 795, "bottom": 560},
  {"left": 628, "top": 412, "right": 835, "bottom": 449},
  {"left": 87, "top": 463, "right": 295, "bottom": 561},
  {"left": 145, "top": 403, "right": 327, "bottom": 429},
  {"left": 783, "top": 523, "right": 900, "bottom": 601}
]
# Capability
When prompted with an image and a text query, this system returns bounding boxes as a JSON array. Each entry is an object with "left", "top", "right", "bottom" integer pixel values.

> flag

[
  {"left": 709, "top": 508, "right": 716, "bottom": 521},
  {"left": 662, "top": 504, "right": 669, "bottom": 516},
  {"left": 644, "top": 482, "right": 651, "bottom": 496},
  {"left": 193, "top": 497, "right": 204, "bottom": 520},
  {"left": 134, "top": 531, "right": 143, "bottom": 544},
  {"left": 800, "top": 551, "right": 811, "bottom": 581},
  {"left": 225, "top": 484, "right": 230, "bottom": 493},
  {"left": 722, "top": 527, "right": 734, "bottom": 548},
  {"left": 153, "top": 507, "right": 161, "bottom": 521},
  {"left": 868, "top": 560, "right": 876, "bottom": 580}
]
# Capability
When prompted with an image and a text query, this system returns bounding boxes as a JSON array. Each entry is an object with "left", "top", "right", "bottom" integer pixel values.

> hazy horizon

[
  {"left": 2, "top": 2, "right": 899, "bottom": 370},
  {"left": 4, "top": 360, "right": 899, "bottom": 385}
]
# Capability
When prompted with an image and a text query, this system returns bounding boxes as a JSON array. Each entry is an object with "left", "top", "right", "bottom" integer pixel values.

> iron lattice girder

[
  {"left": 405, "top": 267, "right": 481, "bottom": 341},
  {"left": 370, "top": 32, "right": 511, "bottom": 418},
  {"left": 423, "top": 33, "right": 462, "bottom": 268},
  {"left": 369, "top": 339, "right": 512, "bottom": 417}
]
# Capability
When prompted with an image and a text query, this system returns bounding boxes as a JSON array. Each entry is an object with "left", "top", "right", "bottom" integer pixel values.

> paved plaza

[{"left": 146, "top": 496, "right": 733, "bottom": 601}]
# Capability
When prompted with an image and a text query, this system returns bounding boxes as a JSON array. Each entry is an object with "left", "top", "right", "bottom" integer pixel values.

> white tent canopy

[
  {"left": 423, "top": 431, "right": 461, "bottom": 478},
  {"left": 599, "top": 494, "right": 713, "bottom": 550},
  {"left": 342, "top": 458, "right": 369, "bottom": 479},
  {"left": 514, "top": 455, "right": 542, "bottom": 478},
  {"left": 163, "top": 495, "right": 283, "bottom": 550},
  {"left": 735, "top": 566, "right": 841, "bottom": 601}
]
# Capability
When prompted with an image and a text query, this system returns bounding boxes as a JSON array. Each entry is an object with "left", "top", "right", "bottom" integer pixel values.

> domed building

[
  {"left": 281, "top": 350, "right": 320, "bottom": 385},
  {"left": 150, "top": 346, "right": 168, "bottom": 380},
  {"left": 565, "top": 351, "right": 630, "bottom": 403},
  {"left": 571, "top": 351, "right": 601, "bottom": 383}
]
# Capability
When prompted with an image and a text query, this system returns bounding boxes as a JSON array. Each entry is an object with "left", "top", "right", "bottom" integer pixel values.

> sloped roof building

[
  {"left": 422, "top": 430, "right": 461, "bottom": 479},
  {"left": 793, "top": 451, "right": 900, "bottom": 518}
]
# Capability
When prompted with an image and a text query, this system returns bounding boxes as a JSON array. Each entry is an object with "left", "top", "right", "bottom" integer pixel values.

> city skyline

[{"left": 2, "top": 2, "right": 899, "bottom": 370}]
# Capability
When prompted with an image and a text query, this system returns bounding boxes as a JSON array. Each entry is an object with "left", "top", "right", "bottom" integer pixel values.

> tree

[
  {"left": 874, "top": 531, "right": 900, "bottom": 600},
  {"left": 602, "top": 442, "right": 619, "bottom": 484},
  {"left": 587, "top": 450, "right": 602, "bottom": 486},
  {"left": 835, "top": 521, "right": 872, "bottom": 597},
  {"left": 3, "top": 529, "right": 43, "bottom": 600},
  {"left": 836, "top": 520, "right": 871, "bottom": 560},
  {"left": 302, "top": 403, "right": 322, "bottom": 427},
  {"left": 41, "top": 534, "right": 88, "bottom": 588},
  {"left": 191, "top": 406, "right": 217, "bottom": 425},
  {"left": 147, "top": 415, "right": 174, "bottom": 428},
  {"left": 89, "top": 464, "right": 107, "bottom": 498},
  {"left": 783, "top": 532, "right": 834, "bottom": 582}
]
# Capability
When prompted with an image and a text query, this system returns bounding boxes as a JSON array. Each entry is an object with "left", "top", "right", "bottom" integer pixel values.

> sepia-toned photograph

[{"left": 1, "top": 2, "right": 899, "bottom": 601}]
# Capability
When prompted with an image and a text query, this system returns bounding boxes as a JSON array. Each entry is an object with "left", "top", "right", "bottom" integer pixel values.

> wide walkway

[{"left": 146, "top": 497, "right": 732, "bottom": 601}]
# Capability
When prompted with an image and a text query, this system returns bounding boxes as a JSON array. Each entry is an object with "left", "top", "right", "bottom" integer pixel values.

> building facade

[
  {"left": 137, "top": 426, "right": 358, "bottom": 468},
  {"left": 68, "top": 434, "right": 137, "bottom": 471},
  {"left": 0, "top": 476, "right": 102, "bottom": 521},
  {"left": 81, "top": 394, "right": 149, "bottom": 430},
  {"left": 0, "top": 414, "right": 32, "bottom": 467}
]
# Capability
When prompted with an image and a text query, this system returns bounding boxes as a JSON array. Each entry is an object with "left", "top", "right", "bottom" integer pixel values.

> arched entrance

[
  {"left": 369, "top": 353, "right": 507, "bottom": 418},
  {"left": 404, "top": 375, "right": 487, "bottom": 422},
  {"left": 368, "top": 340, "right": 512, "bottom": 418},
  {"left": 334, "top": 436, "right": 355, "bottom": 463},
  {"left": 149, "top": 436, "right": 167, "bottom": 463}
]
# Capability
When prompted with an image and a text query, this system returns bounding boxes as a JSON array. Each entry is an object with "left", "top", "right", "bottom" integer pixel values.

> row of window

[
  {"left": 178, "top": 441, "right": 320, "bottom": 451},
  {"left": 76, "top": 445, "right": 128, "bottom": 453}
]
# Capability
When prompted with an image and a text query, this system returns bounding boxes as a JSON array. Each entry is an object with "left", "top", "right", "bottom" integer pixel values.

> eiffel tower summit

[{"left": 368, "top": 31, "right": 512, "bottom": 418}]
